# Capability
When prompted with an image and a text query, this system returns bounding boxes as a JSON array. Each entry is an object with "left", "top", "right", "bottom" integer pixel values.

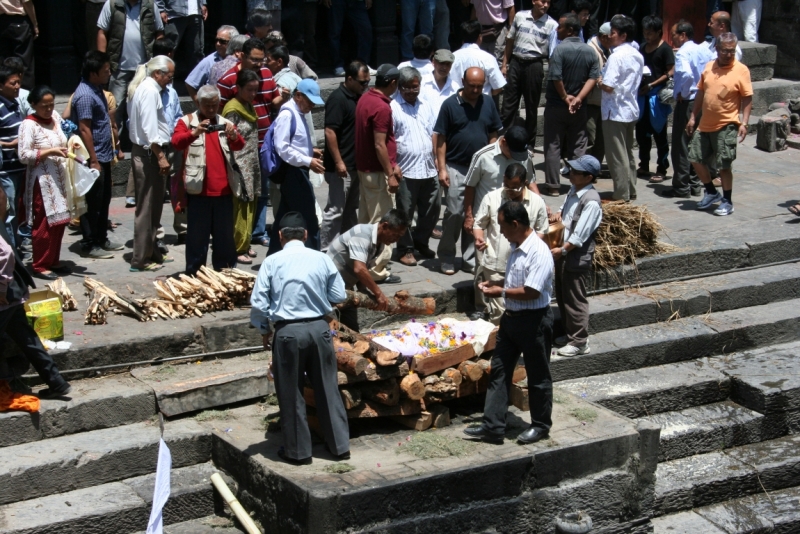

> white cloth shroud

[
  {"left": 371, "top": 318, "right": 496, "bottom": 357},
  {"left": 146, "top": 438, "right": 172, "bottom": 534}
]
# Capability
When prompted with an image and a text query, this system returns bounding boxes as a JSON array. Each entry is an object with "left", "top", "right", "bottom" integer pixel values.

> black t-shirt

[
  {"left": 641, "top": 41, "right": 675, "bottom": 88},
  {"left": 323, "top": 83, "right": 360, "bottom": 172},
  {"left": 433, "top": 92, "right": 503, "bottom": 167},
  {"left": 546, "top": 37, "right": 601, "bottom": 107}
]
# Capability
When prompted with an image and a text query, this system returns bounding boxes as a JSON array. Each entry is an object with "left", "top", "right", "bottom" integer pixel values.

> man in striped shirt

[
  {"left": 464, "top": 200, "right": 554, "bottom": 445},
  {"left": 0, "top": 65, "right": 24, "bottom": 249},
  {"left": 217, "top": 37, "right": 283, "bottom": 145}
]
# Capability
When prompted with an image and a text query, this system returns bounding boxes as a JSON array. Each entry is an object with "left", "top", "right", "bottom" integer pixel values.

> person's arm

[
  {"left": 472, "top": 194, "right": 491, "bottom": 251},
  {"left": 686, "top": 89, "right": 704, "bottom": 136},
  {"left": 353, "top": 260, "right": 388, "bottom": 310},
  {"left": 480, "top": 280, "right": 541, "bottom": 300},
  {"left": 171, "top": 117, "right": 201, "bottom": 151},
  {"left": 249, "top": 261, "right": 273, "bottom": 347},
  {"left": 506, "top": 5, "right": 515, "bottom": 26},
  {"left": 502, "top": 31, "right": 515, "bottom": 75},
  {"left": 435, "top": 132, "right": 448, "bottom": 187},
  {"left": 463, "top": 185, "right": 476, "bottom": 235},
  {"left": 487, "top": 130, "right": 498, "bottom": 145},
  {"left": 224, "top": 123, "right": 246, "bottom": 151},
  {"left": 97, "top": 29, "right": 108, "bottom": 52},
  {"left": 373, "top": 130, "right": 399, "bottom": 193},
  {"left": 78, "top": 119, "right": 101, "bottom": 172},
  {"left": 325, "top": 257, "right": 347, "bottom": 304},
  {"left": 274, "top": 110, "right": 318, "bottom": 169},
  {"left": 569, "top": 79, "right": 597, "bottom": 113},
  {"left": 739, "top": 95, "right": 752, "bottom": 143},
  {"left": 325, "top": 127, "right": 347, "bottom": 177},
  {"left": 22, "top": 1, "right": 38, "bottom": 39}
]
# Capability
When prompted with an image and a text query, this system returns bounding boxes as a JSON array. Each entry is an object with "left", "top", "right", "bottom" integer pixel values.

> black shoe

[
  {"left": 629, "top": 195, "right": 637, "bottom": 201},
  {"left": 463, "top": 425, "right": 504, "bottom": 444},
  {"left": 33, "top": 270, "right": 59, "bottom": 281},
  {"left": 38, "top": 382, "right": 72, "bottom": 399},
  {"left": 468, "top": 311, "right": 488, "bottom": 321},
  {"left": 377, "top": 274, "right": 402, "bottom": 285},
  {"left": 661, "top": 189, "right": 690, "bottom": 199},
  {"left": 517, "top": 426, "right": 549, "bottom": 444},
  {"left": 413, "top": 241, "right": 436, "bottom": 259},
  {"left": 277, "top": 448, "right": 312, "bottom": 465},
  {"left": 50, "top": 264, "right": 72, "bottom": 275},
  {"left": 325, "top": 444, "right": 351, "bottom": 461}
]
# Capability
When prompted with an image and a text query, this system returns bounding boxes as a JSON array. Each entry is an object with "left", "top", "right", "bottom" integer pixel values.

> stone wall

[{"left": 761, "top": 0, "right": 800, "bottom": 80}]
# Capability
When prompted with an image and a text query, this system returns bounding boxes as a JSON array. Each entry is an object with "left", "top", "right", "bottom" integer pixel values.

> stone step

[
  {"left": 653, "top": 485, "right": 800, "bottom": 533},
  {"left": 0, "top": 375, "right": 156, "bottom": 449},
  {"left": 558, "top": 359, "right": 730, "bottom": 418},
  {"left": 131, "top": 516, "right": 245, "bottom": 534},
  {"left": 130, "top": 355, "right": 273, "bottom": 418},
  {"left": 550, "top": 297, "right": 800, "bottom": 382},
  {"left": 0, "top": 462, "right": 217, "bottom": 534},
  {"left": 0, "top": 419, "right": 211, "bottom": 506},
  {"left": 654, "top": 433, "right": 800, "bottom": 517},
  {"left": 639, "top": 400, "right": 764, "bottom": 462}
]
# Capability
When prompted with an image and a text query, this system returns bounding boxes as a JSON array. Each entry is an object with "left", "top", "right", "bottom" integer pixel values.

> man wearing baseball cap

[
  {"left": 421, "top": 49, "right": 460, "bottom": 120},
  {"left": 268, "top": 79, "right": 327, "bottom": 255},
  {"left": 549, "top": 155, "right": 602, "bottom": 357}
]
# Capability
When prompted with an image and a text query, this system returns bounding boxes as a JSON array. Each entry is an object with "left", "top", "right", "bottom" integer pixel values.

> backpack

[{"left": 259, "top": 109, "right": 296, "bottom": 184}]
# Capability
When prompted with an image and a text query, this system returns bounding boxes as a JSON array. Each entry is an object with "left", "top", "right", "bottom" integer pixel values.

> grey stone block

[
  {"left": 651, "top": 511, "right": 726, "bottom": 533},
  {"left": 757, "top": 113, "right": 790, "bottom": 152},
  {"left": 723, "top": 434, "right": 800, "bottom": 496},
  {"left": 694, "top": 485, "right": 800, "bottom": 533},
  {"left": 201, "top": 319, "right": 262, "bottom": 352}
]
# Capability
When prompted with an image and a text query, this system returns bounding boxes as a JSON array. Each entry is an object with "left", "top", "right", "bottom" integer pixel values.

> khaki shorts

[{"left": 688, "top": 123, "right": 739, "bottom": 170}]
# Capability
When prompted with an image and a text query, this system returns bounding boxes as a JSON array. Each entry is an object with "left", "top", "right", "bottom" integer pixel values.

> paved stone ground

[{"left": 29, "top": 142, "right": 800, "bottom": 351}]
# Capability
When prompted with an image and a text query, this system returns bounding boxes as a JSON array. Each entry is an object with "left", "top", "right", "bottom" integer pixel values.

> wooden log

[
  {"left": 474, "top": 359, "right": 527, "bottom": 384},
  {"left": 510, "top": 382, "right": 529, "bottom": 411},
  {"left": 391, "top": 411, "right": 433, "bottom": 431},
  {"left": 458, "top": 360, "right": 484, "bottom": 382},
  {"left": 411, "top": 343, "right": 476, "bottom": 376},
  {"left": 347, "top": 399, "right": 423, "bottom": 419},
  {"left": 375, "top": 350, "right": 402, "bottom": 367},
  {"left": 477, "top": 359, "right": 491, "bottom": 374},
  {"left": 333, "top": 338, "right": 354, "bottom": 352},
  {"left": 337, "top": 361, "right": 409, "bottom": 385},
  {"left": 336, "top": 350, "right": 369, "bottom": 375},
  {"left": 361, "top": 378, "right": 400, "bottom": 406},
  {"left": 441, "top": 367, "right": 462, "bottom": 386},
  {"left": 399, "top": 373, "right": 425, "bottom": 401},
  {"left": 427, "top": 404, "right": 451, "bottom": 428},
  {"left": 340, "top": 387, "right": 362, "bottom": 410},
  {"left": 352, "top": 340, "right": 371, "bottom": 354},
  {"left": 336, "top": 289, "right": 436, "bottom": 316}
]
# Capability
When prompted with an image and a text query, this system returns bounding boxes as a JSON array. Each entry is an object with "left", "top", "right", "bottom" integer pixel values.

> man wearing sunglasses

[{"left": 185, "top": 24, "right": 239, "bottom": 102}]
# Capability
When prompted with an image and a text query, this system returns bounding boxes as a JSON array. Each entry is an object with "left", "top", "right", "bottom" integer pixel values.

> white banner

[{"left": 146, "top": 438, "right": 172, "bottom": 534}]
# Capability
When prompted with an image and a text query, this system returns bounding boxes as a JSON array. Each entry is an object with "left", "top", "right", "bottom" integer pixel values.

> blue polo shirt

[
  {"left": 0, "top": 94, "right": 24, "bottom": 173},
  {"left": 72, "top": 80, "right": 114, "bottom": 164}
]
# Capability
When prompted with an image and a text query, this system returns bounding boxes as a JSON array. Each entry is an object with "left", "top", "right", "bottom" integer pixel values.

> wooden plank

[
  {"left": 428, "top": 404, "right": 451, "bottom": 428},
  {"left": 390, "top": 411, "right": 433, "bottom": 431},
  {"left": 346, "top": 399, "right": 423, "bottom": 419},
  {"left": 483, "top": 329, "right": 498, "bottom": 352},
  {"left": 510, "top": 383, "right": 529, "bottom": 411},
  {"left": 337, "top": 361, "right": 409, "bottom": 385},
  {"left": 411, "top": 343, "right": 476, "bottom": 376}
]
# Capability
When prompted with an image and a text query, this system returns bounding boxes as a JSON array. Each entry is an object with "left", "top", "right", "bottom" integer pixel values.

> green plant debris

[
  {"left": 263, "top": 393, "right": 279, "bottom": 406},
  {"left": 262, "top": 412, "right": 281, "bottom": 432},
  {"left": 153, "top": 364, "right": 177, "bottom": 375},
  {"left": 569, "top": 407, "right": 598, "bottom": 423},
  {"left": 250, "top": 352, "right": 270, "bottom": 361},
  {"left": 323, "top": 463, "right": 355, "bottom": 474},
  {"left": 396, "top": 431, "right": 478, "bottom": 460},
  {"left": 553, "top": 392, "right": 569, "bottom": 404},
  {"left": 195, "top": 409, "right": 233, "bottom": 422}
]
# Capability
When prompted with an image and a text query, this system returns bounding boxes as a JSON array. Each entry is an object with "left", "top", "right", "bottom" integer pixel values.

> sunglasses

[
  {"left": 358, "top": 79, "right": 370, "bottom": 86},
  {"left": 216, "top": 38, "right": 230, "bottom": 45}
]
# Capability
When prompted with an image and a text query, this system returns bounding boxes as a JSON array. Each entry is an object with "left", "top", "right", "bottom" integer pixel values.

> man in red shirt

[
  {"left": 355, "top": 64, "right": 401, "bottom": 284},
  {"left": 216, "top": 37, "right": 283, "bottom": 145},
  {"left": 172, "top": 85, "right": 246, "bottom": 275}
]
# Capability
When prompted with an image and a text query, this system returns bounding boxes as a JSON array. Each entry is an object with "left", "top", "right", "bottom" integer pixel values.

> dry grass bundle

[{"left": 594, "top": 201, "right": 672, "bottom": 270}]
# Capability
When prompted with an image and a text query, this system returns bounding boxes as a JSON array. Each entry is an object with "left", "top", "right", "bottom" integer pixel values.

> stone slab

[
  {"left": 652, "top": 511, "right": 727, "bottom": 534},
  {"left": 0, "top": 419, "right": 211, "bottom": 505},
  {"left": 723, "top": 434, "right": 800, "bottom": 497},
  {"left": 694, "top": 485, "right": 800, "bottom": 533},
  {"left": 641, "top": 401, "right": 764, "bottom": 462},
  {"left": 559, "top": 359, "right": 730, "bottom": 418},
  {"left": 132, "top": 516, "right": 244, "bottom": 534},
  {"left": 131, "top": 355, "right": 273, "bottom": 417}
]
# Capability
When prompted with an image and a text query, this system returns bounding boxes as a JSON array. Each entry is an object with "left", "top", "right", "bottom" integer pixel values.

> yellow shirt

[{"left": 697, "top": 59, "right": 753, "bottom": 133}]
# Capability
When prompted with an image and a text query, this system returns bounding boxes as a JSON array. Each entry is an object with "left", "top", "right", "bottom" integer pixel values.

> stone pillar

[
  {"left": 372, "top": 0, "right": 398, "bottom": 66},
  {"left": 32, "top": 0, "right": 79, "bottom": 93}
]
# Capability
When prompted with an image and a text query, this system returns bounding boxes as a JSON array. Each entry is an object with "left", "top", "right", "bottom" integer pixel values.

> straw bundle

[{"left": 593, "top": 201, "right": 671, "bottom": 270}]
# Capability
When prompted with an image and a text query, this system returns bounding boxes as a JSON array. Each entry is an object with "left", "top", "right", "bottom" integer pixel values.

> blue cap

[
  {"left": 567, "top": 155, "right": 601, "bottom": 178},
  {"left": 297, "top": 79, "right": 324, "bottom": 105}
]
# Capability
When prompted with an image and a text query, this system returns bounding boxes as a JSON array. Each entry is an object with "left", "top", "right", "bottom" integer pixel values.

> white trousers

[{"left": 732, "top": 0, "right": 762, "bottom": 42}]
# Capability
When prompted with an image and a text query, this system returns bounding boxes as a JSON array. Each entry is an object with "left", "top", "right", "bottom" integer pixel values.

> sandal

[
  {"left": 247, "top": 248, "right": 257, "bottom": 258},
  {"left": 155, "top": 255, "right": 174, "bottom": 264},
  {"left": 789, "top": 203, "right": 800, "bottom": 216},
  {"left": 649, "top": 174, "right": 665, "bottom": 183},
  {"left": 237, "top": 254, "right": 253, "bottom": 264},
  {"left": 130, "top": 262, "right": 163, "bottom": 272}
]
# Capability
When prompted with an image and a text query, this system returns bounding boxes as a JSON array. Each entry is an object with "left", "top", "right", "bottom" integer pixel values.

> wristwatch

[
  {"left": 501, "top": 288, "right": 506, "bottom": 300},
  {"left": 561, "top": 247, "right": 568, "bottom": 256}
]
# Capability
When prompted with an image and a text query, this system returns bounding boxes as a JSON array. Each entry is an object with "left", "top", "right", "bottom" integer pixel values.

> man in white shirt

[
  {"left": 268, "top": 79, "right": 326, "bottom": 254},
  {"left": 420, "top": 49, "right": 459, "bottom": 119},
  {"left": 128, "top": 55, "right": 174, "bottom": 272},
  {"left": 707, "top": 11, "right": 743, "bottom": 61},
  {"left": 599, "top": 15, "right": 643, "bottom": 202},
  {"left": 397, "top": 34, "right": 434, "bottom": 77},
  {"left": 451, "top": 20, "right": 506, "bottom": 97},
  {"left": 501, "top": 0, "right": 558, "bottom": 147},
  {"left": 732, "top": 0, "right": 761, "bottom": 43},
  {"left": 391, "top": 67, "right": 439, "bottom": 267}
]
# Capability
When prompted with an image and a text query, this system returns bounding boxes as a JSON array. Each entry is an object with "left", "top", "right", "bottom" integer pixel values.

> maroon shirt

[{"left": 355, "top": 89, "right": 397, "bottom": 173}]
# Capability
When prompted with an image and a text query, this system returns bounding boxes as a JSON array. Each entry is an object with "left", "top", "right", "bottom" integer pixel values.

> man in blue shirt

[
  {"left": 251, "top": 212, "right": 350, "bottom": 465},
  {"left": 184, "top": 24, "right": 237, "bottom": 102},
  {"left": 0, "top": 65, "right": 24, "bottom": 249}
]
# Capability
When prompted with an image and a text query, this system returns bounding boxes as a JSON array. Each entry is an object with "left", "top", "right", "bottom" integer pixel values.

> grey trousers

[
  {"left": 586, "top": 104, "right": 605, "bottom": 165},
  {"left": 555, "top": 259, "right": 591, "bottom": 347},
  {"left": 109, "top": 69, "right": 135, "bottom": 136},
  {"left": 543, "top": 104, "right": 588, "bottom": 189},
  {"left": 320, "top": 170, "right": 360, "bottom": 251},
  {"left": 437, "top": 163, "right": 474, "bottom": 269},
  {"left": 397, "top": 176, "right": 439, "bottom": 254},
  {"left": 603, "top": 119, "right": 637, "bottom": 201},
  {"left": 474, "top": 264, "right": 505, "bottom": 323},
  {"left": 131, "top": 145, "right": 166, "bottom": 269},
  {"left": 272, "top": 319, "right": 350, "bottom": 459},
  {"left": 671, "top": 99, "right": 702, "bottom": 196}
]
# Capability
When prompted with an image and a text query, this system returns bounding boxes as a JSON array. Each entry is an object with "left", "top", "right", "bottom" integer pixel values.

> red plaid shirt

[{"left": 217, "top": 64, "right": 280, "bottom": 146}]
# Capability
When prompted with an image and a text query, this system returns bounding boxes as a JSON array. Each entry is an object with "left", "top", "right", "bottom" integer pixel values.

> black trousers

[
  {"left": 501, "top": 57, "right": 544, "bottom": 146},
  {"left": 268, "top": 166, "right": 320, "bottom": 255},
  {"left": 483, "top": 307, "right": 553, "bottom": 435},
  {"left": 0, "top": 304, "right": 66, "bottom": 388},
  {"left": 79, "top": 161, "right": 112, "bottom": 250},
  {"left": 164, "top": 15, "right": 204, "bottom": 81},
  {"left": 636, "top": 96, "right": 670, "bottom": 173},
  {"left": 396, "top": 176, "right": 439, "bottom": 254},
  {"left": 0, "top": 15, "right": 34, "bottom": 88},
  {"left": 671, "top": 99, "right": 702, "bottom": 196},
  {"left": 185, "top": 194, "right": 237, "bottom": 275},
  {"left": 543, "top": 104, "right": 589, "bottom": 188},
  {"left": 272, "top": 319, "right": 350, "bottom": 459}
]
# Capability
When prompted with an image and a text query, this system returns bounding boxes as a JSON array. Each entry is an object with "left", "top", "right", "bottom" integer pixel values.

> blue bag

[{"left": 259, "top": 109, "right": 296, "bottom": 184}]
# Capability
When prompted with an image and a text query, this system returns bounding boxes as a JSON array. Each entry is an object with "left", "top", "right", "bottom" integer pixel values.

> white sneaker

[
  {"left": 368, "top": 65, "right": 378, "bottom": 75},
  {"left": 557, "top": 344, "right": 590, "bottom": 357},
  {"left": 713, "top": 200, "right": 735, "bottom": 216},
  {"left": 334, "top": 67, "right": 345, "bottom": 76},
  {"left": 696, "top": 191, "right": 722, "bottom": 210},
  {"left": 554, "top": 335, "right": 568, "bottom": 346},
  {"left": 125, "top": 196, "right": 136, "bottom": 208},
  {"left": 440, "top": 262, "right": 455, "bottom": 275}
]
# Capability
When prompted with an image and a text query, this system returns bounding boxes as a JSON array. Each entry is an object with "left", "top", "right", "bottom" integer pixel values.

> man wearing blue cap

[
  {"left": 268, "top": 78, "right": 326, "bottom": 255},
  {"left": 549, "top": 154, "right": 602, "bottom": 357}
]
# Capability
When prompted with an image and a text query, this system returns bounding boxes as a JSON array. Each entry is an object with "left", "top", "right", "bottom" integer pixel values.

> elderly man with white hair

[
  {"left": 171, "top": 84, "right": 245, "bottom": 274},
  {"left": 128, "top": 55, "right": 177, "bottom": 273},
  {"left": 185, "top": 24, "right": 239, "bottom": 101}
]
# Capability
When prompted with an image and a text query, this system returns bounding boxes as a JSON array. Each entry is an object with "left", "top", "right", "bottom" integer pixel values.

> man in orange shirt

[{"left": 685, "top": 32, "right": 752, "bottom": 217}]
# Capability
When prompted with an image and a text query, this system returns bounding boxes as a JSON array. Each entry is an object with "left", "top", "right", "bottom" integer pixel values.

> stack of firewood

[
  {"left": 84, "top": 278, "right": 149, "bottom": 324},
  {"left": 46, "top": 277, "right": 79, "bottom": 311}
]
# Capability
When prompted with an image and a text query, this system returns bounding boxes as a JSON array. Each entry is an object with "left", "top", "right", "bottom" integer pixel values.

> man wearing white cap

[{"left": 268, "top": 79, "right": 326, "bottom": 254}]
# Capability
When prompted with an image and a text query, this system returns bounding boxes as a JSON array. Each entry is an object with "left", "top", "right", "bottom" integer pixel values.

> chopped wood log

[
  {"left": 337, "top": 361, "right": 409, "bottom": 385},
  {"left": 336, "top": 289, "right": 436, "bottom": 315},
  {"left": 333, "top": 338, "right": 353, "bottom": 352},
  {"left": 458, "top": 360, "right": 484, "bottom": 382},
  {"left": 425, "top": 379, "right": 457, "bottom": 396},
  {"left": 399, "top": 373, "right": 425, "bottom": 401},
  {"left": 423, "top": 375, "right": 439, "bottom": 386},
  {"left": 391, "top": 411, "right": 433, "bottom": 431},
  {"left": 510, "top": 382, "right": 529, "bottom": 411},
  {"left": 46, "top": 278, "right": 78, "bottom": 311},
  {"left": 336, "top": 350, "right": 369, "bottom": 375},
  {"left": 474, "top": 359, "right": 527, "bottom": 383},
  {"left": 375, "top": 350, "right": 402, "bottom": 367},
  {"left": 347, "top": 399, "right": 423, "bottom": 419},
  {"left": 427, "top": 404, "right": 451, "bottom": 428},
  {"left": 340, "top": 388, "right": 362, "bottom": 410},
  {"left": 352, "top": 340, "right": 371, "bottom": 354},
  {"left": 477, "top": 359, "right": 491, "bottom": 374},
  {"left": 440, "top": 367, "right": 463, "bottom": 386},
  {"left": 360, "top": 378, "right": 400, "bottom": 406},
  {"left": 411, "top": 343, "right": 476, "bottom": 376}
]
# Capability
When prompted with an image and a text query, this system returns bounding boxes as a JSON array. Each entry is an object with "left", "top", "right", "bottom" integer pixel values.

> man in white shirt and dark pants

[
  {"left": 600, "top": 15, "right": 643, "bottom": 202},
  {"left": 464, "top": 200, "right": 555, "bottom": 445},
  {"left": 451, "top": 21, "right": 507, "bottom": 97}
]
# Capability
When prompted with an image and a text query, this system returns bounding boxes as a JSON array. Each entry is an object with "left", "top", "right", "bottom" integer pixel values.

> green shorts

[{"left": 688, "top": 123, "right": 739, "bottom": 170}]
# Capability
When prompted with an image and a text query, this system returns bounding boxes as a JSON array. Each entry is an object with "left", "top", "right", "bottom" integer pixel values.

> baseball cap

[
  {"left": 566, "top": 155, "right": 601, "bottom": 178},
  {"left": 279, "top": 211, "right": 307, "bottom": 230},
  {"left": 599, "top": 22, "right": 612, "bottom": 36},
  {"left": 503, "top": 126, "right": 529, "bottom": 162},
  {"left": 433, "top": 49, "right": 455, "bottom": 63},
  {"left": 375, "top": 64, "right": 400, "bottom": 82},
  {"left": 297, "top": 79, "right": 324, "bottom": 105}
]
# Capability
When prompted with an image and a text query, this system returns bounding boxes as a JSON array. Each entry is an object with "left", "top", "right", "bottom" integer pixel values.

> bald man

[{"left": 707, "top": 11, "right": 743, "bottom": 61}]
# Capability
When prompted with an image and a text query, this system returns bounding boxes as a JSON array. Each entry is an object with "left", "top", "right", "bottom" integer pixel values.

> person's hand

[
  {"left": 280, "top": 86, "right": 290, "bottom": 100},
  {"left": 479, "top": 282, "right": 503, "bottom": 298},
  {"left": 192, "top": 119, "right": 210, "bottom": 137},
  {"left": 463, "top": 214, "right": 474, "bottom": 235},
  {"left": 224, "top": 122, "right": 238, "bottom": 140},
  {"left": 33, "top": 25, "right": 39, "bottom": 39},
  {"left": 475, "top": 236, "right": 487, "bottom": 251},
  {"left": 392, "top": 165, "right": 402, "bottom": 181},
  {"left": 201, "top": 5, "right": 208, "bottom": 20},
  {"left": 262, "top": 333, "right": 273, "bottom": 351},
  {"left": 685, "top": 117, "right": 696, "bottom": 137},
  {"left": 738, "top": 123, "right": 748, "bottom": 143},
  {"left": 310, "top": 157, "right": 325, "bottom": 174},
  {"left": 158, "top": 154, "right": 171, "bottom": 175},
  {"left": 387, "top": 173, "right": 400, "bottom": 194},
  {"left": 438, "top": 167, "right": 449, "bottom": 188},
  {"left": 90, "top": 160, "right": 101, "bottom": 173},
  {"left": 569, "top": 96, "right": 582, "bottom": 114},
  {"left": 117, "top": 149, "right": 125, "bottom": 160},
  {"left": 375, "top": 291, "right": 389, "bottom": 311},
  {"left": 44, "top": 147, "right": 69, "bottom": 159},
  {"left": 160, "top": 12, "right": 168, "bottom": 25},
  {"left": 551, "top": 246, "right": 562, "bottom": 260},
  {"left": 335, "top": 160, "right": 347, "bottom": 177},
  {"left": 548, "top": 211, "right": 561, "bottom": 224},
  {"left": 501, "top": 63, "right": 508, "bottom": 77},
  {"left": 313, "top": 147, "right": 323, "bottom": 159}
]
